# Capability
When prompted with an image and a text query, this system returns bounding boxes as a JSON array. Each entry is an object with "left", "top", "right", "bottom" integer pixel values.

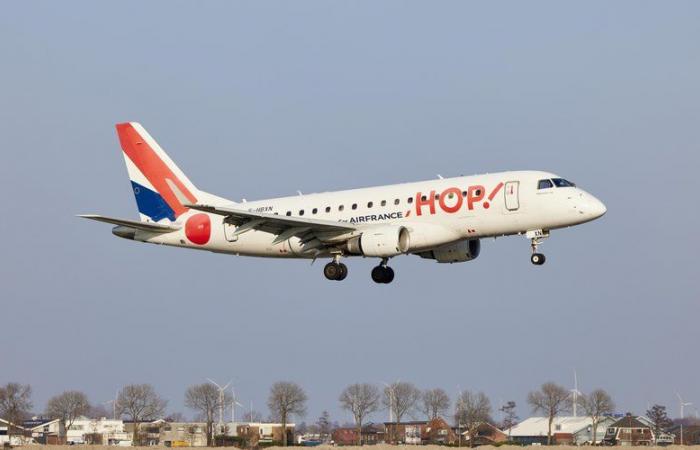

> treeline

[{"left": 0, "top": 380, "right": 684, "bottom": 447}]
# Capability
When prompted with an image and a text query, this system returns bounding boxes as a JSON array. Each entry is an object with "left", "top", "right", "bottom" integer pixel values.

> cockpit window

[
  {"left": 552, "top": 178, "right": 575, "bottom": 187},
  {"left": 538, "top": 179, "right": 553, "bottom": 190}
]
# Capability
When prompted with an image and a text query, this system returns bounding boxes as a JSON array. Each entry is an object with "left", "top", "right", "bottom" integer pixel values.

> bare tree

[
  {"left": 0, "top": 383, "right": 33, "bottom": 444},
  {"left": 116, "top": 384, "right": 167, "bottom": 445},
  {"left": 267, "top": 382, "right": 307, "bottom": 447},
  {"left": 579, "top": 389, "right": 614, "bottom": 445},
  {"left": 339, "top": 383, "right": 381, "bottom": 445},
  {"left": 185, "top": 383, "right": 231, "bottom": 447},
  {"left": 422, "top": 388, "right": 451, "bottom": 420},
  {"left": 527, "top": 382, "right": 570, "bottom": 445},
  {"left": 499, "top": 401, "right": 518, "bottom": 439},
  {"left": 46, "top": 391, "right": 90, "bottom": 443},
  {"left": 382, "top": 381, "right": 420, "bottom": 442},
  {"left": 454, "top": 390, "right": 492, "bottom": 447}
]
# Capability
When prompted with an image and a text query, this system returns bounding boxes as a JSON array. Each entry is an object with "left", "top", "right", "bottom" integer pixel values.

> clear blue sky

[{"left": 1, "top": 1, "right": 698, "bottom": 424}]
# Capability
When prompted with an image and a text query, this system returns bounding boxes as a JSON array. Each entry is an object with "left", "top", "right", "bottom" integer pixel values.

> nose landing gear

[
  {"left": 526, "top": 230, "right": 549, "bottom": 266},
  {"left": 371, "top": 258, "right": 395, "bottom": 284}
]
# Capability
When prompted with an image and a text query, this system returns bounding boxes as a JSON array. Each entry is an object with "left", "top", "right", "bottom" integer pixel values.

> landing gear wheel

[
  {"left": 324, "top": 261, "right": 348, "bottom": 281},
  {"left": 324, "top": 262, "right": 341, "bottom": 280},
  {"left": 337, "top": 263, "right": 348, "bottom": 281},
  {"left": 371, "top": 265, "right": 395, "bottom": 284},
  {"left": 530, "top": 253, "right": 546, "bottom": 265}
]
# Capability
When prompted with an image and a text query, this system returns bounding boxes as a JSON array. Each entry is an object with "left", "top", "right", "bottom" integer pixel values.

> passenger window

[
  {"left": 286, "top": 211, "right": 291, "bottom": 216},
  {"left": 352, "top": 203, "right": 357, "bottom": 210},
  {"left": 339, "top": 205, "right": 344, "bottom": 211},
  {"left": 381, "top": 200, "right": 386, "bottom": 206},
  {"left": 462, "top": 191, "right": 467, "bottom": 197},
  {"left": 367, "top": 201, "right": 373, "bottom": 208},
  {"left": 408, "top": 197, "right": 413, "bottom": 204},
  {"left": 299, "top": 210, "right": 304, "bottom": 216},
  {"left": 538, "top": 179, "right": 553, "bottom": 190},
  {"left": 312, "top": 208, "right": 318, "bottom": 214},
  {"left": 394, "top": 199, "right": 400, "bottom": 205},
  {"left": 421, "top": 195, "right": 427, "bottom": 201},
  {"left": 434, "top": 194, "right": 439, "bottom": 200},
  {"left": 325, "top": 206, "right": 331, "bottom": 213}
]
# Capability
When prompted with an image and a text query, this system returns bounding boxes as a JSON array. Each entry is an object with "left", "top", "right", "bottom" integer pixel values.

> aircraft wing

[
  {"left": 78, "top": 214, "right": 181, "bottom": 232},
  {"left": 185, "top": 203, "right": 356, "bottom": 246}
]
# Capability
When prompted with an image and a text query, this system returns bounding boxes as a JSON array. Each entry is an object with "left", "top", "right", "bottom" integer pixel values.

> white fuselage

[{"left": 134, "top": 170, "right": 606, "bottom": 259}]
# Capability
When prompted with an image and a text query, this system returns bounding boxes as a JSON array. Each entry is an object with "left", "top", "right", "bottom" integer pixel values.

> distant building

[
  {"left": 0, "top": 418, "right": 30, "bottom": 446},
  {"left": 460, "top": 422, "right": 508, "bottom": 446},
  {"left": 234, "top": 422, "right": 295, "bottom": 446},
  {"left": 508, "top": 416, "right": 616, "bottom": 445},
  {"left": 384, "top": 421, "right": 428, "bottom": 444},
  {"left": 160, "top": 422, "right": 208, "bottom": 447},
  {"left": 332, "top": 423, "right": 385, "bottom": 446},
  {"left": 422, "top": 417, "right": 458, "bottom": 445},
  {"left": 603, "top": 415, "right": 655, "bottom": 446}
]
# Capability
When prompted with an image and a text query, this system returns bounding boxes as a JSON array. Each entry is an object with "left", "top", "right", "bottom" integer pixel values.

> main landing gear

[
  {"left": 527, "top": 229, "right": 549, "bottom": 266},
  {"left": 324, "top": 255, "right": 348, "bottom": 281},
  {"left": 371, "top": 258, "right": 394, "bottom": 284}
]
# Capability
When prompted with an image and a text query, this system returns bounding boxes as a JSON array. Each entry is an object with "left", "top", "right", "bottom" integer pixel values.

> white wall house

[
  {"left": 66, "top": 417, "right": 129, "bottom": 445},
  {"left": 508, "top": 416, "right": 617, "bottom": 445}
]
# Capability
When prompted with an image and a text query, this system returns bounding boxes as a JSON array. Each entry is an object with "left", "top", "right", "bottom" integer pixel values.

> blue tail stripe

[{"left": 131, "top": 181, "right": 176, "bottom": 222}]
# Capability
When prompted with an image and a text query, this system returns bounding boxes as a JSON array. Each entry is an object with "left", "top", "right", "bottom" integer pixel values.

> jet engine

[
  {"left": 417, "top": 239, "right": 480, "bottom": 263},
  {"left": 345, "top": 225, "right": 410, "bottom": 257}
]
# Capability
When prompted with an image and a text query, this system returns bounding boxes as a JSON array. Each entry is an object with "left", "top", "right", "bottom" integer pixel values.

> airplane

[{"left": 81, "top": 122, "right": 607, "bottom": 284}]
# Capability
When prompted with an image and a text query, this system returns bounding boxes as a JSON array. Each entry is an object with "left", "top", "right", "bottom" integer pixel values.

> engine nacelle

[
  {"left": 345, "top": 226, "right": 410, "bottom": 257},
  {"left": 418, "top": 239, "right": 480, "bottom": 263}
]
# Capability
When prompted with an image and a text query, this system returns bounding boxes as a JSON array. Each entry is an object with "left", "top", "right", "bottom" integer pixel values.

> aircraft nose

[{"left": 588, "top": 196, "right": 607, "bottom": 219}]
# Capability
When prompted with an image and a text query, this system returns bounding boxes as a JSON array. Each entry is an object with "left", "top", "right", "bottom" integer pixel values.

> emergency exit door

[{"left": 504, "top": 181, "right": 520, "bottom": 211}]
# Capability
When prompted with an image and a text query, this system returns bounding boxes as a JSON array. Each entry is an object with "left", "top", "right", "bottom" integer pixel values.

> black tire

[
  {"left": 324, "top": 262, "right": 340, "bottom": 280},
  {"left": 337, "top": 263, "right": 348, "bottom": 281},
  {"left": 383, "top": 266, "right": 395, "bottom": 283},
  {"left": 371, "top": 266, "right": 385, "bottom": 283},
  {"left": 530, "top": 253, "right": 546, "bottom": 265}
]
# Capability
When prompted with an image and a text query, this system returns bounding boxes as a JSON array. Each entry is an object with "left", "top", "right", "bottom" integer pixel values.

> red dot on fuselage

[
  {"left": 483, "top": 202, "right": 490, "bottom": 209},
  {"left": 185, "top": 213, "right": 211, "bottom": 245}
]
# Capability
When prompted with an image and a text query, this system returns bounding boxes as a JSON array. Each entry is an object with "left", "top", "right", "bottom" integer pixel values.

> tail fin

[{"left": 117, "top": 122, "right": 200, "bottom": 222}]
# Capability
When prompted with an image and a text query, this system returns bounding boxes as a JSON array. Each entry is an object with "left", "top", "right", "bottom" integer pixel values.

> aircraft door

[{"left": 504, "top": 181, "right": 520, "bottom": 211}]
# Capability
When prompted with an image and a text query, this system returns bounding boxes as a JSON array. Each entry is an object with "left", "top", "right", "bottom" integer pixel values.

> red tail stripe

[{"left": 116, "top": 123, "right": 197, "bottom": 218}]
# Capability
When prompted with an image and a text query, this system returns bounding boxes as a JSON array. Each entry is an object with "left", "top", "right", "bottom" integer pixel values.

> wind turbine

[
  {"left": 677, "top": 393, "right": 692, "bottom": 446},
  {"left": 104, "top": 391, "right": 119, "bottom": 420},
  {"left": 230, "top": 387, "right": 244, "bottom": 423},
  {"left": 381, "top": 380, "right": 399, "bottom": 423},
  {"left": 207, "top": 378, "right": 232, "bottom": 429},
  {"left": 570, "top": 371, "right": 582, "bottom": 417}
]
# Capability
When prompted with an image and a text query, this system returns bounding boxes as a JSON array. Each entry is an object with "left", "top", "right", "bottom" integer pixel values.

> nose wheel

[
  {"left": 371, "top": 258, "right": 395, "bottom": 284},
  {"left": 324, "top": 255, "right": 348, "bottom": 281},
  {"left": 530, "top": 253, "right": 546, "bottom": 265},
  {"left": 526, "top": 230, "right": 549, "bottom": 266}
]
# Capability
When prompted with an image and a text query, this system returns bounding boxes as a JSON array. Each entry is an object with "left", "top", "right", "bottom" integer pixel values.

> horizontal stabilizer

[{"left": 78, "top": 214, "right": 181, "bottom": 232}]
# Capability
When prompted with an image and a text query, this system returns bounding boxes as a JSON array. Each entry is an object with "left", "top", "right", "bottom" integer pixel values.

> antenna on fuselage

[{"left": 437, "top": 174, "right": 444, "bottom": 179}]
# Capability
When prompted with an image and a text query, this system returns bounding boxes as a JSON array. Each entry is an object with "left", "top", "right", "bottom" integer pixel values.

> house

[
  {"left": 384, "top": 421, "right": 428, "bottom": 444},
  {"left": 603, "top": 415, "right": 655, "bottom": 446},
  {"left": 124, "top": 419, "right": 167, "bottom": 445},
  {"left": 0, "top": 418, "right": 31, "bottom": 446},
  {"left": 234, "top": 422, "right": 295, "bottom": 446},
  {"left": 508, "top": 416, "right": 616, "bottom": 445},
  {"left": 160, "top": 422, "right": 208, "bottom": 447},
  {"left": 331, "top": 423, "right": 385, "bottom": 446},
  {"left": 422, "top": 417, "right": 458, "bottom": 445},
  {"left": 460, "top": 422, "right": 508, "bottom": 446},
  {"left": 25, "top": 418, "right": 62, "bottom": 444}
]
